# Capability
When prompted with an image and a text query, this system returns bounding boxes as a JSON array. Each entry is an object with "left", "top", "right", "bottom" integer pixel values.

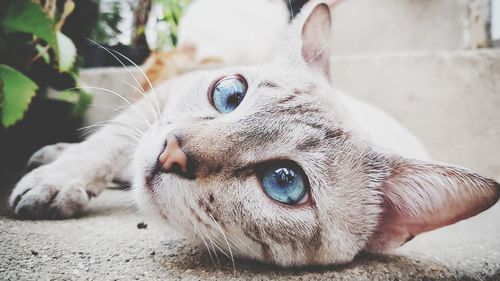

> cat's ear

[
  {"left": 301, "top": 3, "right": 332, "bottom": 79},
  {"left": 368, "top": 156, "right": 500, "bottom": 252}
]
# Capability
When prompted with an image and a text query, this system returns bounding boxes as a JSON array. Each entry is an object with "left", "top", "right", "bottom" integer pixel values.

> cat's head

[{"left": 133, "top": 2, "right": 500, "bottom": 266}]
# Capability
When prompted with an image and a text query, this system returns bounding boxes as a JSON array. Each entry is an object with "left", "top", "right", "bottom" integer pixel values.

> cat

[{"left": 9, "top": 0, "right": 499, "bottom": 267}]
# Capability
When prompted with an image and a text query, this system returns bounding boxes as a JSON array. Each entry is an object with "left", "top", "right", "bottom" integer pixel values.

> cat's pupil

[
  {"left": 227, "top": 92, "right": 243, "bottom": 106},
  {"left": 275, "top": 168, "right": 295, "bottom": 186}
]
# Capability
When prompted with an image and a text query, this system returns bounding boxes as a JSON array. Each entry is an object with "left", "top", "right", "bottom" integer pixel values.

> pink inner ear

[
  {"left": 301, "top": 3, "right": 332, "bottom": 77},
  {"left": 368, "top": 158, "right": 500, "bottom": 252}
]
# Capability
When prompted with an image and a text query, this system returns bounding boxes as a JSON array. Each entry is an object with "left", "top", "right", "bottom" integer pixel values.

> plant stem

[{"left": 132, "top": 0, "right": 152, "bottom": 48}]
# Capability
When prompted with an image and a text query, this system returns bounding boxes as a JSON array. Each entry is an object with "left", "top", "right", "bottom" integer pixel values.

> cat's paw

[
  {"left": 9, "top": 165, "right": 91, "bottom": 219},
  {"left": 27, "top": 143, "right": 72, "bottom": 169}
]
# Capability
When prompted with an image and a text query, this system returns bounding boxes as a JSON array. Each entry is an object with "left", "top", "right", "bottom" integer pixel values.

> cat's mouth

[{"left": 144, "top": 162, "right": 162, "bottom": 191}]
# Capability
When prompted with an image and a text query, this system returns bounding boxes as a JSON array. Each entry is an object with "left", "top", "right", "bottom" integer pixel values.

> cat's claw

[{"left": 9, "top": 165, "right": 90, "bottom": 219}]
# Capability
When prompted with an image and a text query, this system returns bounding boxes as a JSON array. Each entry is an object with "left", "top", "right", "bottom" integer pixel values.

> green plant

[
  {"left": 132, "top": 0, "right": 153, "bottom": 49},
  {"left": 0, "top": 0, "right": 90, "bottom": 128},
  {"left": 153, "top": 0, "right": 192, "bottom": 50},
  {"left": 89, "top": 0, "right": 124, "bottom": 45}
]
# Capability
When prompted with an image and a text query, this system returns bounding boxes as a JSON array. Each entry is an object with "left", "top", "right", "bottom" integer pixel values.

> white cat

[{"left": 10, "top": 0, "right": 499, "bottom": 267}]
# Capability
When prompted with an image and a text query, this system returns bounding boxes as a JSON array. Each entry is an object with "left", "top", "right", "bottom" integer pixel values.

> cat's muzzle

[{"left": 155, "top": 134, "right": 197, "bottom": 180}]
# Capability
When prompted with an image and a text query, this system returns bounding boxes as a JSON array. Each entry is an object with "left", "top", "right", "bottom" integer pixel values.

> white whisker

[
  {"left": 78, "top": 120, "right": 144, "bottom": 138},
  {"left": 200, "top": 225, "right": 221, "bottom": 267},
  {"left": 85, "top": 39, "right": 163, "bottom": 124},
  {"left": 79, "top": 124, "right": 141, "bottom": 142},
  {"left": 228, "top": 231, "right": 258, "bottom": 256},
  {"left": 198, "top": 229, "right": 217, "bottom": 267},
  {"left": 305, "top": 38, "right": 333, "bottom": 66},
  {"left": 207, "top": 212, "right": 235, "bottom": 273},
  {"left": 105, "top": 44, "right": 164, "bottom": 126},
  {"left": 70, "top": 86, "right": 153, "bottom": 128},
  {"left": 88, "top": 104, "right": 128, "bottom": 115},
  {"left": 203, "top": 229, "right": 231, "bottom": 261}
]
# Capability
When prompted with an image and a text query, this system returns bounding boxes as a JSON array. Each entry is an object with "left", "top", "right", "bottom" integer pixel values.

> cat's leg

[
  {"left": 9, "top": 94, "right": 163, "bottom": 219},
  {"left": 27, "top": 143, "right": 133, "bottom": 183}
]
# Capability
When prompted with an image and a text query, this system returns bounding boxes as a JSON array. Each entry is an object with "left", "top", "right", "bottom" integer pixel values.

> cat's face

[
  {"left": 133, "top": 61, "right": 386, "bottom": 265},
  {"left": 133, "top": 2, "right": 499, "bottom": 267}
]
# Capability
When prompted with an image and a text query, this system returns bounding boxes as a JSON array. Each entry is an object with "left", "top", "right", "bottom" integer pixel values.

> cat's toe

[
  {"left": 27, "top": 143, "right": 71, "bottom": 169},
  {"left": 10, "top": 173, "right": 89, "bottom": 219}
]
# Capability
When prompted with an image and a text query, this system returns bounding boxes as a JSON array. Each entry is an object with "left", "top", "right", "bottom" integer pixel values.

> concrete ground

[{"left": 1, "top": 188, "right": 499, "bottom": 281}]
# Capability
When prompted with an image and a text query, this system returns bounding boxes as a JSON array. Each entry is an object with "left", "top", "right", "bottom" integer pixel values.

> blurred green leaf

[
  {"left": 72, "top": 90, "right": 92, "bottom": 117},
  {"left": 0, "top": 0, "right": 58, "bottom": 52},
  {"left": 0, "top": 64, "right": 38, "bottom": 127},
  {"left": 35, "top": 44, "right": 51, "bottom": 64},
  {"left": 57, "top": 88, "right": 92, "bottom": 117},
  {"left": 56, "top": 31, "right": 77, "bottom": 72},
  {"left": 153, "top": 0, "right": 191, "bottom": 49},
  {"left": 89, "top": 0, "right": 124, "bottom": 44}
]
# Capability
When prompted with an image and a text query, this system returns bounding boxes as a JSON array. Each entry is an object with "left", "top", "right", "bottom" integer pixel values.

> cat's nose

[{"left": 157, "top": 134, "right": 193, "bottom": 178}]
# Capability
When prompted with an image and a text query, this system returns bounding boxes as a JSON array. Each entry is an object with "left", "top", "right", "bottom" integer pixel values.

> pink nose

[{"left": 158, "top": 134, "right": 188, "bottom": 173}]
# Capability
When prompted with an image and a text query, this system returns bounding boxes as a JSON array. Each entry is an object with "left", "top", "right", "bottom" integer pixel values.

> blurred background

[
  {"left": 0, "top": 0, "right": 499, "bottom": 191},
  {"left": 0, "top": 0, "right": 196, "bottom": 190}
]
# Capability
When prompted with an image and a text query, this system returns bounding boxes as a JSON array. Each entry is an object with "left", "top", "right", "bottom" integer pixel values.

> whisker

[
  {"left": 207, "top": 212, "right": 235, "bottom": 273},
  {"left": 203, "top": 228, "right": 232, "bottom": 261},
  {"left": 200, "top": 235, "right": 217, "bottom": 266},
  {"left": 204, "top": 230, "right": 222, "bottom": 267},
  {"left": 305, "top": 38, "right": 333, "bottom": 66},
  {"left": 70, "top": 86, "right": 153, "bottom": 128},
  {"left": 124, "top": 81, "right": 153, "bottom": 103},
  {"left": 227, "top": 231, "right": 258, "bottom": 256},
  {"left": 88, "top": 104, "right": 128, "bottom": 115},
  {"left": 288, "top": 0, "right": 294, "bottom": 19},
  {"left": 80, "top": 130, "right": 141, "bottom": 144},
  {"left": 85, "top": 39, "right": 163, "bottom": 124},
  {"left": 105, "top": 45, "right": 164, "bottom": 126},
  {"left": 190, "top": 218, "right": 198, "bottom": 243},
  {"left": 78, "top": 124, "right": 141, "bottom": 143},
  {"left": 78, "top": 120, "right": 144, "bottom": 138}
]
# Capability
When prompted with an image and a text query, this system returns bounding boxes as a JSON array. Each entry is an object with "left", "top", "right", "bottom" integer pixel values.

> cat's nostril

[{"left": 157, "top": 134, "right": 194, "bottom": 179}]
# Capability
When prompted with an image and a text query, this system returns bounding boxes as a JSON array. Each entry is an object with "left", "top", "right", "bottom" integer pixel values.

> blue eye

[
  {"left": 259, "top": 162, "right": 309, "bottom": 205},
  {"left": 210, "top": 75, "right": 248, "bottom": 113}
]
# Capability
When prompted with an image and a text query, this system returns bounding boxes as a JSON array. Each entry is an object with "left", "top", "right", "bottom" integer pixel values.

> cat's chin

[{"left": 133, "top": 168, "right": 195, "bottom": 219}]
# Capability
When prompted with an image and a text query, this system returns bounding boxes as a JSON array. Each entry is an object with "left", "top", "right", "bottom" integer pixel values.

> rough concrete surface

[{"left": 1, "top": 189, "right": 499, "bottom": 281}]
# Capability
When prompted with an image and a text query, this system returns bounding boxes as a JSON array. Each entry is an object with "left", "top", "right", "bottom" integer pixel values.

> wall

[{"left": 329, "top": 0, "right": 490, "bottom": 54}]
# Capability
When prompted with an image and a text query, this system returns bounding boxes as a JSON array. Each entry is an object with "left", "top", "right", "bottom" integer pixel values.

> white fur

[{"left": 337, "top": 92, "right": 429, "bottom": 159}]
